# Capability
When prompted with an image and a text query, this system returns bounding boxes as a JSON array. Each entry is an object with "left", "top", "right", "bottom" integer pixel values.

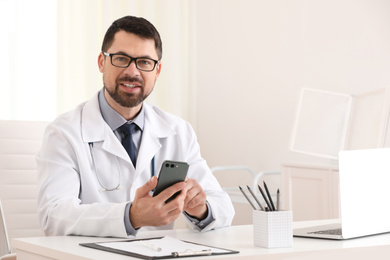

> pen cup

[{"left": 253, "top": 210, "right": 293, "bottom": 248}]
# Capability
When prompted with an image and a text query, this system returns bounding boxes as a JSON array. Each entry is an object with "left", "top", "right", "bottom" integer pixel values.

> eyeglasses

[{"left": 103, "top": 52, "right": 159, "bottom": 72}]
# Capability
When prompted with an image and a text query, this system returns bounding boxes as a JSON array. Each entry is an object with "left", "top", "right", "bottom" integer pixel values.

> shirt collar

[{"left": 98, "top": 88, "right": 145, "bottom": 131}]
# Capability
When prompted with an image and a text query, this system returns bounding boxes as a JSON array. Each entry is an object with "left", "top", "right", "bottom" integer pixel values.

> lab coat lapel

[
  {"left": 134, "top": 103, "right": 176, "bottom": 176},
  {"left": 81, "top": 93, "right": 130, "bottom": 164}
]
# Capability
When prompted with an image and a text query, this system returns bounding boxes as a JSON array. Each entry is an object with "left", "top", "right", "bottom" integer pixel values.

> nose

[{"left": 123, "top": 60, "right": 140, "bottom": 76}]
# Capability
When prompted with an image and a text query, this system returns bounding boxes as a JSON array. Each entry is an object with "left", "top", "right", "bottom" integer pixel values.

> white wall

[
  {"left": 56, "top": 0, "right": 197, "bottom": 123},
  {"left": 0, "top": 0, "right": 56, "bottom": 121},
  {"left": 195, "top": 0, "right": 390, "bottom": 178},
  {"left": 1, "top": 0, "right": 389, "bottom": 229}
]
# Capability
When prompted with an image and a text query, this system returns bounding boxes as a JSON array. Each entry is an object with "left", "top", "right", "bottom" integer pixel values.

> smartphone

[{"left": 153, "top": 160, "right": 189, "bottom": 203}]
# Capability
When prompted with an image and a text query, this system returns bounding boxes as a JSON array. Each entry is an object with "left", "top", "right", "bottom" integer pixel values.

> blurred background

[{"left": 2, "top": 0, "right": 390, "bottom": 223}]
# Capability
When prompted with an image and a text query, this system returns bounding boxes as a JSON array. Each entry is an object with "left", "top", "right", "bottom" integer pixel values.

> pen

[
  {"left": 239, "top": 186, "right": 257, "bottom": 210},
  {"left": 276, "top": 189, "right": 280, "bottom": 211},
  {"left": 172, "top": 250, "right": 212, "bottom": 257},
  {"left": 258, "top": 184, "right": 273, "bottom": 211},
  {"left": 263, "top": 181, "right": 275, "bottom": 211},
  {"left": 246, "top": 185, "right": 265, "bottom": 211},
  {"left": 139, "top": 240, "right": 162, "bottom": 252}
]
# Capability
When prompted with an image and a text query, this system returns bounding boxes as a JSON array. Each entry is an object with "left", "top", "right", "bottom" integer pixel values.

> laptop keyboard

[{"left": 309, "top": 228, "right": 342, "bottom": 235}]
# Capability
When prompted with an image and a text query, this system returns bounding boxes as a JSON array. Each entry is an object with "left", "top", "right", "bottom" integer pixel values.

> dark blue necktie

[{"left": 120, "top": 123, "right": 137, "bottom": 168}]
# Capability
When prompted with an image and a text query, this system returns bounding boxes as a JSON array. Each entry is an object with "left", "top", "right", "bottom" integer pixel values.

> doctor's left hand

[
  {"left": 129, "top": 176, "right": 188, "bottom": 229},
  {"left": 183, "top": 178, "right": 208, "bottom": 220}
]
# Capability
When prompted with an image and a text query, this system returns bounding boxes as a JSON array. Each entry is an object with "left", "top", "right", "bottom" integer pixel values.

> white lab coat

[{"left": 37, "top": 92, "right": 234, "bottom": 238}]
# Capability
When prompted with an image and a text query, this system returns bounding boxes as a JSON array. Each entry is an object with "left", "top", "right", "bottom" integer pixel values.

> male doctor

[{"left": 37, "top": 16, "right": 234, "bottom": 237}]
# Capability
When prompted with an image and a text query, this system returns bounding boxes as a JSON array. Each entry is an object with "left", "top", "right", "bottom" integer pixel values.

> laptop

[{"left": 293, "top": 148, "right": 390, "bottom": 240}]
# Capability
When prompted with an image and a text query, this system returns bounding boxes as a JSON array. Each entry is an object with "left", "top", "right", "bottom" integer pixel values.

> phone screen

[{"left": 153, "top": 160, "right": 189, "bottom": 203}]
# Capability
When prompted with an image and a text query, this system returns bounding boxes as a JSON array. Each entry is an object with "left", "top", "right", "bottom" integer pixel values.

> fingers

[
  {"left": 156, "top": 181, "right": 187, "bottom": 204},
  {"left": 131, "top": 178, "right": 191, "bottom": 229},
  {"left": 186, "top": 192, "right": 206, "bottom": 209},
  {"left": 182, "top": 179, "right": 208, "bottom": 219},
  {"left": 136, "top": 176, "right": 158, "bottom": 197},
  {"left": 130, "top": 178, "right": 184, "bottom": 229},
  {"left": 184, "top": 179, "right": 205, "bottom": 207}
]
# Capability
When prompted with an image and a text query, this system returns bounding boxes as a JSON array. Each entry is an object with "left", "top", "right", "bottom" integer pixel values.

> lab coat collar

[
  {"left": 143, "top": 103, "right": 177, "bottom": 139},
  {"left": 81, "top": 92, "right": 108, "bottom": 144},
  {"left": 81, "top": 92, "right": 176, "bottom": 172},
  {"left": 81, "top": 93, "right": 130, "bottom": 163},
  {"left": 132, "top": 103, "right": 177, "bottom": 176},
  {"left": 80, "top": 91, "right": 110, "bottom": 143}
]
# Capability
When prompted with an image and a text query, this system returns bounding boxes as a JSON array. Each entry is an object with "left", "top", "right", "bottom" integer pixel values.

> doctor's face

[{"left": 98, "top": 30, "right": 161, "bottom": 110}]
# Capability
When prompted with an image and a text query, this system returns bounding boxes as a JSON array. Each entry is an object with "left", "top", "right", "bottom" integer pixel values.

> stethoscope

[{"left": 89, "top": 142, "right": 155, "bottom": 191}]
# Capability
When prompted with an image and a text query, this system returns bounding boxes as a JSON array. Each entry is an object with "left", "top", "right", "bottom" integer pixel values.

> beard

[{"left": 104, "top": 76, "right": 151, "bottom": 108}]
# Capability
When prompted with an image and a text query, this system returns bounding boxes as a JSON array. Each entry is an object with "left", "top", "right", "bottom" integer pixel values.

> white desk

[{"left": 13, "top": 220, "right": 390, "bottom": 260}]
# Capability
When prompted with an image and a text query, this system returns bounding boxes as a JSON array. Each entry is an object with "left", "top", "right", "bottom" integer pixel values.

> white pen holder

[{"left": 253, "top": 210, "right": 293, "bottom": 248}]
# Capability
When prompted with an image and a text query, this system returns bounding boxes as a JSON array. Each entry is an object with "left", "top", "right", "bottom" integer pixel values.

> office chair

[
  {"left": 211, "top": 165, "right": 280, "bottom": 196},
  {"left": 211, "top": 165, "right": 280, "bottom": 224},
  {"left": 0, "top": 120, "right": 48, "bottom": 259},
  {"left": 0, "top": 199, "right": 15, "bottom": 260}
]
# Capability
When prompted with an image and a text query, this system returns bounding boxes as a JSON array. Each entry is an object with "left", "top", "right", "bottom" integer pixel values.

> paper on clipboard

[
  {"left": 99, "top": 236, "right": 227, "bottom": 257},
  {"left": 80, "top": 236, "right": 239, "bottom": 259}
]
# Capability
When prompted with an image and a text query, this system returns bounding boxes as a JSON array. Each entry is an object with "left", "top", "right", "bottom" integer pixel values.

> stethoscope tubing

[{"left": 89, "top": 142, "right": 155, "bottom": 191}]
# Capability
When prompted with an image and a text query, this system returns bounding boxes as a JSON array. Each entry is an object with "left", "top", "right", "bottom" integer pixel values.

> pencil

[
  {"left": 239, "top": 186, "right": 257, "bottom": 210},
  {"left": 263, "top": 181, "right": 276, "bottom": 211},
  {"left": 258, "top": 184, "right": 273, "bottom": 211},
  {"left": 246, "top": 185, "right": 265, "bottom": 211}
]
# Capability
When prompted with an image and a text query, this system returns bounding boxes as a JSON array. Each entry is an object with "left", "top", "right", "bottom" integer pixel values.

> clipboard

[{"left": 80, "top": 236, "right": 239, "bottom": 259}]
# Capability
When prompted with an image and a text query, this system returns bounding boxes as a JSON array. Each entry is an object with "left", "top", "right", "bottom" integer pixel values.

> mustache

[{"left": 117, "top": 76, "right": 143, "bottom": 85}]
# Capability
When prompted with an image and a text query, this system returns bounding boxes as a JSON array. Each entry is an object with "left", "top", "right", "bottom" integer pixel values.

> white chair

[
  {"left": 211, "top": 165, "right": 256, "bottom": 192},
  {"left": 211, "top": 165, "right": 280, "bottom": 195},
  {"left": 0, "top": 199, "right": 15, "bottom": 260},
  {"left": 211, "top": 165, "right": 280, "bottom": 225},
  {"left": 0, "top": 120, "right": 49, "bottom": 259}
]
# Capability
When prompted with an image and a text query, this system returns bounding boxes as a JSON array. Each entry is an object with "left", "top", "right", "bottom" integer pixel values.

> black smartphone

[{"left": 153, "top": 160, "right": 189, "bottom": 203}]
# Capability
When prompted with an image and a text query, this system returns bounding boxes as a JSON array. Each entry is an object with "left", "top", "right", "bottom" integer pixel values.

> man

[{"left": 37, "top": 16, "right": 234, "bottom": 237}]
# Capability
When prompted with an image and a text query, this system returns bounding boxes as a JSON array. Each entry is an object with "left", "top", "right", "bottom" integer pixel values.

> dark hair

[{"left": 101, "top": 16, "right": 162, "bottom": 60}]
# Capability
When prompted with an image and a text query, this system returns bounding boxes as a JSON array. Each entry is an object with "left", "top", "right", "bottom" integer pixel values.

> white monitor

[{"left": 290, "top": 88, "right": 390, "bottom": 159}]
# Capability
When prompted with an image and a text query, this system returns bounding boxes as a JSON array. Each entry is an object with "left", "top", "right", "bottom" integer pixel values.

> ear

[
  {"left": 155, "top": 61, "right": 162, "bottom": 80},
  {"left": 98, "top": 52, "right": 105, "bottom": 73}
]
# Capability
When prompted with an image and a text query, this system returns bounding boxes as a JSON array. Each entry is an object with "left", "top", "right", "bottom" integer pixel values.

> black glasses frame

[{"left": 103, "top": 52, "right": 159, "bottom": 72}]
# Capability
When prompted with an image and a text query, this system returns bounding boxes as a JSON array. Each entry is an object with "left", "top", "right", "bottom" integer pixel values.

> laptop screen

[{"left": 339, "top": 148, "right": 390, "bottom": 238}]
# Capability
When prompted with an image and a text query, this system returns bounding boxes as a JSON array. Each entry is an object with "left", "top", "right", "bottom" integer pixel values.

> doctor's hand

[
  {"left": 183, "top": 178, "right": 208, "bottom": 220},
  {"left": 129, "top": 176, "right": 188, "bottom": 229}
]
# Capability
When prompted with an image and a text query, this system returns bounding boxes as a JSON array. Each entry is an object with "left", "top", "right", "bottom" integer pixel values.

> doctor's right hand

[{"left": 129, "top": 176, "right": 188, "bottom": 229}]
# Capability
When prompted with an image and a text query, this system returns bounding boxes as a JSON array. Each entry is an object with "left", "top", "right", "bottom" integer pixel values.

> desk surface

[{"left": 13, "top": 220, "right": 390, "bottom": 260}]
